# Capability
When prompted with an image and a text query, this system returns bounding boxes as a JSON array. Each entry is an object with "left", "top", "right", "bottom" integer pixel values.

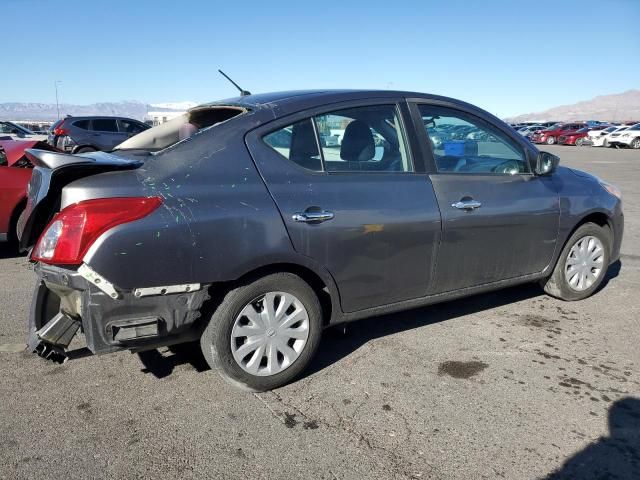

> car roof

[{"left": 197, "top": 89, "right": 483, "bottom": 117}]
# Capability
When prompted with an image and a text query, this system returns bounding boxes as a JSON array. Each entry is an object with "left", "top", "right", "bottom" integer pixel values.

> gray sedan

[{"left": 19, "top": 90, "right": 623, "bottom": 391}]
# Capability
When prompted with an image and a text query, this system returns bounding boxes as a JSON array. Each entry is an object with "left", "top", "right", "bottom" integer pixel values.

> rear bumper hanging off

[{"left": 28, "top": 263, "right": 210, "bottom": 362}]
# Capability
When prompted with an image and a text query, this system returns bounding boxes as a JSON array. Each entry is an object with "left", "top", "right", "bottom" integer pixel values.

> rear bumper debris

[{"left": 28, "top": 263, "right": 210, "bottom": 362}]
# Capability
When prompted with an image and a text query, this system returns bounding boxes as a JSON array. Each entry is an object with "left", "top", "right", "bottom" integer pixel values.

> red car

[
  {"left": 0, "top": 140, "right": 57, "bottom": 245},
  {"left": 531, "top": 122, "right": 587, "bottom": 145},
  {"left": 559, "top": 127, "right": 592, "bottom": 146}
]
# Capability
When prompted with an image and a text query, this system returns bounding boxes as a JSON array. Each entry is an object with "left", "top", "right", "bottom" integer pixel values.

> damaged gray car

[{"left": 20, "top": 90, "right": 623, "bottom": 391}]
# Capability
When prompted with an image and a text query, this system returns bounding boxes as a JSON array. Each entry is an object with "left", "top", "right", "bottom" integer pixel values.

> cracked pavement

[{"left": 1, "top": 145, "right": 639, "bottom": 479}]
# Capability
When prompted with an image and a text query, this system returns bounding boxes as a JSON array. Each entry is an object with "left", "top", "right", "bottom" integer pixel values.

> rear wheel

[
  {"left": 541, "top": 223, "right": 610, "bottom": 301},
  {"left": 200, "top": 273, "right": 322, "bottom": 391},
  {"left": 546, "top": 136, "right": 556, "bottom": 145}
]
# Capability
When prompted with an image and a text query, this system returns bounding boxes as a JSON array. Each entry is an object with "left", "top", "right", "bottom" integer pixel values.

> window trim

[
  {"left": 258, "top": 99, "right": 417, "bottom": 176},
  {"left": 407, "top": 99, "right": 538, "bottom": 176}
]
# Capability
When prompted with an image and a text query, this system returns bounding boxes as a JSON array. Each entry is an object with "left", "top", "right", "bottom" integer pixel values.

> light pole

[{"left": 54, "top": 81, "right": 62, "bottom": 119}]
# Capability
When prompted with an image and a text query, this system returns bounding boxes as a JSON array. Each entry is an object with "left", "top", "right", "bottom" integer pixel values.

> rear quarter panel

[
  {"left": 0, "top": 166, "right": 31, "bottom": 235},
  {"left": 77, "top": 112, "right": 305, "bottom": 289}
]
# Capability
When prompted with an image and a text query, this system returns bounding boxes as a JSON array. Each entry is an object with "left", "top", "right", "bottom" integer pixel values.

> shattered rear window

[{"left": 114, "top": 105, "right": 248, "bottom": 152}]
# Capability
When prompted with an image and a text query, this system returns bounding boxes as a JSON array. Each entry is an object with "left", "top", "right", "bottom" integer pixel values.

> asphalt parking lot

[{"left": 1, "top": 145, "right": 639, "bottom": 480}]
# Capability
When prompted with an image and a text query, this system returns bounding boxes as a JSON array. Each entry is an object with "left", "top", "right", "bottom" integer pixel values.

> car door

[
  {"left": 410, "top": 101, "right": 560, "bottom": 294},
  {"left": 90, "top": 118, "right": 125, "bottom": 150},
  {"left": 246, "top": 100, "right": 441, "bottom": 313}
]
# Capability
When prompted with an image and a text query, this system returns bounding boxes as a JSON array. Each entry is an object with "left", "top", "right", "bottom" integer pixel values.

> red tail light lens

[
  {"left": 53, "top": 121, "right": 69, "bottom": 136},
  {"left": 32, "top": 197, "right": 162, "bottom": 265}
]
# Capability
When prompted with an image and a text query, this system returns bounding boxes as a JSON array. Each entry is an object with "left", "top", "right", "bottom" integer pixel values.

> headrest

[{"left": 340, "top": 120, "right": 375, "bottom": 161}]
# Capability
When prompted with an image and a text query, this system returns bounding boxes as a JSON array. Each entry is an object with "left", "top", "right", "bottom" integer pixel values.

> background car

[
  {"left": 531, "top": 122, "right": 587, "bottom": 145},
  {"left": 517, "top": 125, "right": 545, "bottom": 137},
  {"left": 587, "top": 125, "right": 619, "bottom": 146},
  {"left": 0, "top": 121, "right": 47, "bottom": 141},
  {"left": 0, "top": 139, "right": 58, "bottom": 245},
  {"left": 608, "top": 123, "right": 640, "bottom": 149},
  {"left": 47, "top": 116, "right": 150, "bottom": 153},
  {"left": 593, "top": 126, "right": 630, "bottom": 147},
  {"left": 559, "top": 127, "right": 592, "bottom": 146}
]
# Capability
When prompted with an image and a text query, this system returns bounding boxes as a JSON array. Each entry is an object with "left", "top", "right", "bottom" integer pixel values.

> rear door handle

[
  {"left": 293, "top": 210, "right": 334, "bottom": 223},
  {"left": 452, "top": 199, "right": 482, "bottom": 210}
]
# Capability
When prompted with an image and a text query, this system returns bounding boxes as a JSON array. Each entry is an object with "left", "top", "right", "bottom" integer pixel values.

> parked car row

[{"left": 509, "top": 121, "right": 640, "bottom": 149}]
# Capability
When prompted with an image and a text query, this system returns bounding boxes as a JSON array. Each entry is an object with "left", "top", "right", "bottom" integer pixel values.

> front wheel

[
  {"left": 200, "top": 273, "right": 323, "bottom": 391},
  {"left": 631, "top": 137, "right": 640, "bottom": 149},
  {"left": 575, "top": 138, "right": 584, "bottom": 147},
  {"left": 546, "top": 136, "right": 556, "bottom": 145},
  {"left": 541, "top": 223, "right": 611, "bottom": 301}
]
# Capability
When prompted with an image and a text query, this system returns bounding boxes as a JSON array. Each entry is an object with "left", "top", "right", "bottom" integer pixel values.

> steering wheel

[{"left": 492, "top": 160, "right": 521, "bottom": 175}]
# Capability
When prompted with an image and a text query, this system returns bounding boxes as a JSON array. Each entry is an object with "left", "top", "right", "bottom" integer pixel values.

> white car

[
  {"left": 608, "top": 123, "right": 640, "bottom": 149},
  {"left": 591, "top": 126, "right": 629, "bottom": 147},
  {"left": 516, "top": 125, "right": 543, "bottom": 136},
  {"left": 0, "top": 121, "right": 47, "bottom": 141}
]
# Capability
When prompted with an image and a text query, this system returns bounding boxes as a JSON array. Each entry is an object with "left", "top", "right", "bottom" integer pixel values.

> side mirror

[{"left": 534, "top": 151, "right": 559, "bottom": 175}]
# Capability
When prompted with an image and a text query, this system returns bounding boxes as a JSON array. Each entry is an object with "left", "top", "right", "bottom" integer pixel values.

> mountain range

[
  {"left": 2, "top": 91, "right": 639, "bottom": 123},
  {"left": 505, "top": 90, "right": 640, "bottom": 123},
  {"left": 0, "top": 101, "right": 197, "bottom": 121}
]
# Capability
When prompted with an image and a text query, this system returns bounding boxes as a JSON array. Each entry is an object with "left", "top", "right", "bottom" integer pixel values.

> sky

[{"left": 3, "top": 0, "right": 639, "bottom": 117}]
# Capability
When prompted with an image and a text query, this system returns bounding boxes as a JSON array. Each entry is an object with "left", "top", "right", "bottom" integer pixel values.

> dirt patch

[{"left": 438, "top": 360, "right": 488, "bottom": 379}]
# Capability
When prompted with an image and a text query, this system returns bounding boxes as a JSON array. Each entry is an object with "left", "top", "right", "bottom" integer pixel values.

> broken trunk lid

[{"left": 18, "top": 149, "right": 143, "bottom": 251}]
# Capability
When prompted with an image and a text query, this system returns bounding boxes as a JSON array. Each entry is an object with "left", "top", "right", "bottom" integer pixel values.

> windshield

[
  {"left": 544, "top": 123, "right": 563, "bottom": 131},
  {"left": 114, "top": 105, "right": 248, "bottom": 151},
  {"left": 576, "top": 127, "right": 589, "bottom": 133}
]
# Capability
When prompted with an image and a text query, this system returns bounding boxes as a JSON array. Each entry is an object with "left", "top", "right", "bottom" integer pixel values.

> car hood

[{"left": 567, "top": 166, "right": 600, "bottom": 183}]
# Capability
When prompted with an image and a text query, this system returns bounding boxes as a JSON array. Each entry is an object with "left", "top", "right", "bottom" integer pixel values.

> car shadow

[
  {"left": 0, "top": 243, "right": 26, "bottom": 260},
  {"left": 303, "top": 282, "right": 543, "bottom": 378},
  {"left": 137, "top": 261, "right": 622, "bottom": 381},
  {"left": 545, "top": 397, "right": 640, "bottom": 479},
  {"left": 137, "top": 343, "right": 210, "bottom": 379}
]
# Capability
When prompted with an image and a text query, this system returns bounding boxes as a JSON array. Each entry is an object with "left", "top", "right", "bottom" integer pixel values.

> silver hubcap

[
  {"left": 564, "top": 236, "right": 605, "bottom": 292},
  {"left": 231, "top": 292, "right": 309, "bottom": 376}
]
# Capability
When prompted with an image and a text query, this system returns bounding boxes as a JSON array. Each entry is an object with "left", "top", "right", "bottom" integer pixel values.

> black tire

[
  {"left": 75, "top": 146, "right": 96, "bottom": 154},
  {"left": 7, "top": 203, "right": 26, "bottom": 252},
  {"left": 541, "top": 223, "right": 611, "bottom": 301},
  {"left": 575, "top": 137, "right": 584, "bottom": 147},
  {"left": 631, "top": 137, "right": 640, "bottom": 149},
  {"left": 200, "top": 272, "right": 322, "bottom": 391},
  {"left": 546, "top": 136, "right": 556, "bottom": 145}
]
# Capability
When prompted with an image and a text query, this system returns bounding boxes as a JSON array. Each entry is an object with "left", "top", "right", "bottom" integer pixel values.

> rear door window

[
  {"left": 263, "top": 119, "right": 322, "bottom": 172},
  {"left": 73, "top": 120, "right": 90, "bottom": 130},
  {"left": 91, "top": 119, "right": 118, "bottom": 132},
  {"left": 314, "top": 105, "right": 412, "bottom": 173}
]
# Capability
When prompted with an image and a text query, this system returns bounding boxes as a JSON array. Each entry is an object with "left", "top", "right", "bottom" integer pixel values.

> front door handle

[
  {"left": 292, "top": 210, "right": 334, "bottom": 223},
  {"left": 452, "top": 199, "right": 482, "bottom": 210}
]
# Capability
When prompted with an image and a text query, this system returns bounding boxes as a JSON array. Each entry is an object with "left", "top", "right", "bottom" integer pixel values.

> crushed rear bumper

[{"left": 28, "top": 263, "right": 210, "bottom": 362}]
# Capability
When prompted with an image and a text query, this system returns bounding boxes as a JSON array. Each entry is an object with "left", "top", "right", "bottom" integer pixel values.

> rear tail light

[
  {"left": 53, "top": 121, "right": 69, "bottom": 136},
  {"left": 32, "top": 197, "right": 162, "bottom": 265}
]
